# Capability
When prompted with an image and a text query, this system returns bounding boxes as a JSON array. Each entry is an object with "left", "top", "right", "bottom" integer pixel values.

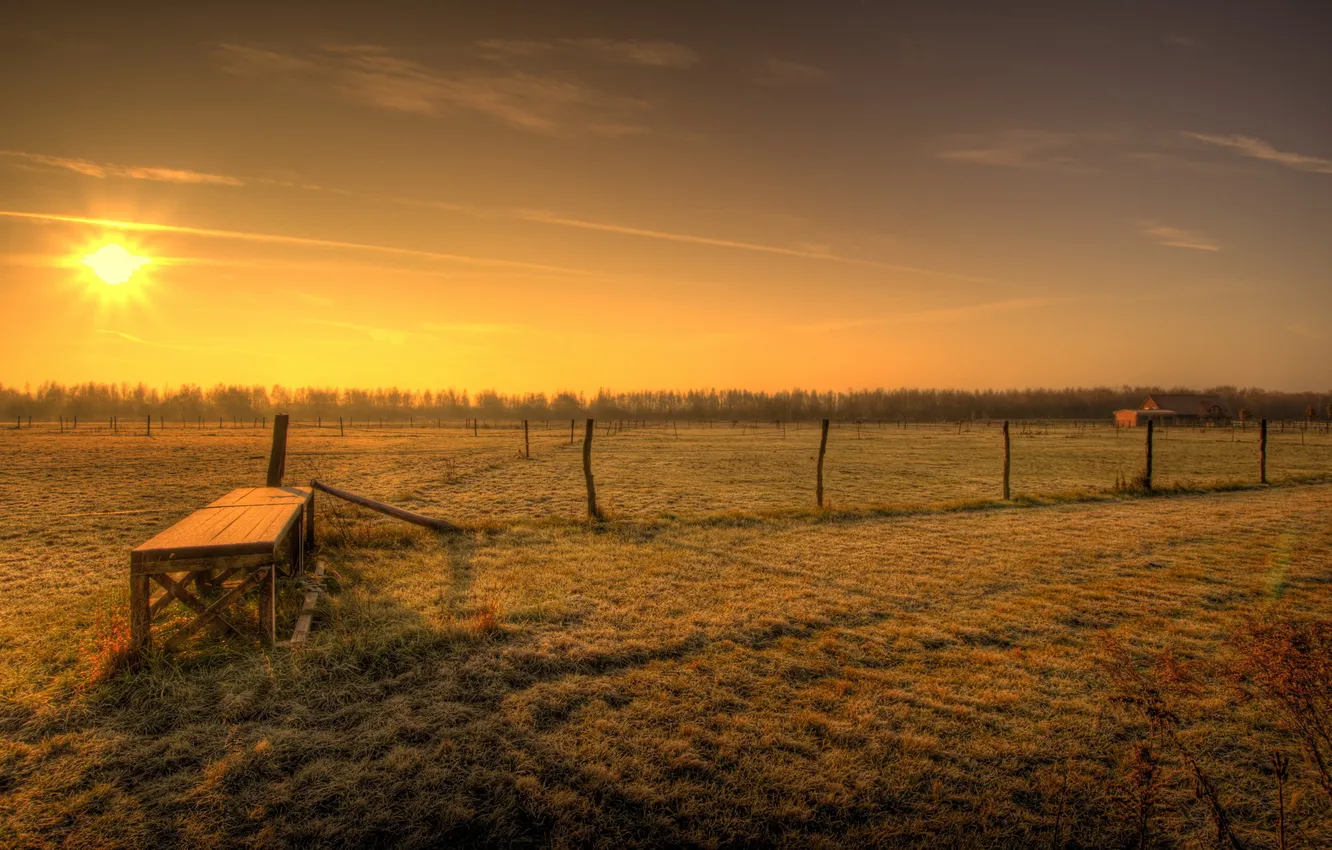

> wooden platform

[
  {"left": 133, "top": 486, "right": 313, "bottom": 568},
  {"left": 129, "top": 486, "right": 314, "bottom": 652}
]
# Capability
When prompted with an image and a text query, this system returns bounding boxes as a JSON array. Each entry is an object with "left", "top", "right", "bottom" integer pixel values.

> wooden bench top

[
  {"left": 205, "top": 486, "right": 312, "bottom": 508},
  {"left": 132, "top": 493, "right": 308, "bottom": 567}
]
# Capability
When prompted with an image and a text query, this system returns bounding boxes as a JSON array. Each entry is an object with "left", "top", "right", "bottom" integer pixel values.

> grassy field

[{"left": 2, "top": 423, "right": 1331, "bottom": 847}]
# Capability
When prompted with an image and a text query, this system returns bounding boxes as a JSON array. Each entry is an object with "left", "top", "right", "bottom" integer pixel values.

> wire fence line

[{"left": 5, "top": 417, "right": 1329, "bottom": 524}]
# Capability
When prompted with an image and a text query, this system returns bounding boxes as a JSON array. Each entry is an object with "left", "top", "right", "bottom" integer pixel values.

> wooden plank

[
  {"left": 133, "top": 503, "right": 304, "bottom": 566},
  {"left": 134, "top": 507, "right": 249, "bottom": 554},
  {"left": 205, "top": 486, "right": 312, "bottom": 508},
  {"left": 287, "top": 560, "right": 326, "bottom": 647}
]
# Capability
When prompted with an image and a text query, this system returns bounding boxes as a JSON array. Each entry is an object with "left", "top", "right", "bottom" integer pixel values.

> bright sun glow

[{"left": 82, "top": 243, "right": 152, "bottom": 285}]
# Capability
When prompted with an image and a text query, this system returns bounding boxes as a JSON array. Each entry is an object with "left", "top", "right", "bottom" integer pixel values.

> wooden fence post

[
  {"left": 266, "top": 413, "right": 289, "bottom": 487},
  {"left": 1002, "top": 420, "right": 1011, "bottom": 500},
  {"left": 523, "top": 419, "right": 530, "bottom": 458},
  {"left": 583, "top": 418, "right": 600, "bottom": 519},
  {"left": 570, "top": 418, "right": 575, "bottom": 445},
  {"left": 473, "top": 418, "right": 478, "bottom": 437},
  {"left": 1260, "top": 419, "right": 1267, "bottom": 484},
  {"left": 146, "top": 415, "right": 151, "bottom": 437},
  {"left": 339, "top": 416, "right": 345, "bottom": 437},
  {"left": 1144, "top": 419, "right": 1154, "bottom": 492},
  {"left": 817, "top": 418, "right": 829, "bottom": 508}
]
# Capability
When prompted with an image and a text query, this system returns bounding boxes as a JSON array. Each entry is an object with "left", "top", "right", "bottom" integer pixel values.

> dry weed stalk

[
  {"left": 1101, "top": 635, "right": 1246, "bottom": 850},
  {"left": 1232, "top": 617, "right": 1332, "bottom": 808}
]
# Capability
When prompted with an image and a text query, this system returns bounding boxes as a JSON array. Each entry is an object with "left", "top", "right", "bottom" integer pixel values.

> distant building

[
  {"left": 1114, "top": 394, "right": 1229, "bottom": 427},
  {"left": 1114, "top": 408, "right": 1176, "bottom": 427}
]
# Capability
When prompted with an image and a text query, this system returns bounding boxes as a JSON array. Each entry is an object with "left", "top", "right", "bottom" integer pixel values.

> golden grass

[{"left": 1, "top": 425, "right": 1330, "bottom": 846}]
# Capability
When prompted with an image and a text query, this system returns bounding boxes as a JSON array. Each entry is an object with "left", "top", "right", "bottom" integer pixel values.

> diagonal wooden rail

[{"left": 310, "top": 480, "right": 460, "bottom": 532}]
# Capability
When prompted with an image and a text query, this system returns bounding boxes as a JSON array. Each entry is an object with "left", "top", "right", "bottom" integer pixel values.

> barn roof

[{"left": 1142, "top": 394, "right": 1226, "bottom": 415}]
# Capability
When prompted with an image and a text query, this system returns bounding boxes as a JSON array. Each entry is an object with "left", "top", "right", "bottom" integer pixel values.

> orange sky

[{"left": 1, "top": 2, "right": 1329, "bottom": 392}]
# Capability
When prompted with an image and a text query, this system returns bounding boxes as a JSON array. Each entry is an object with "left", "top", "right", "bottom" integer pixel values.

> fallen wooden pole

[{"left": 310, "top": 480, "right": 460, "bottom": 532}]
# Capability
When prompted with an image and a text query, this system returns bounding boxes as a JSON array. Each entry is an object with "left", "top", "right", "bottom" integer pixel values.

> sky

[{"left": 1, "top": 0, "right": 1329, "bottom": 393}]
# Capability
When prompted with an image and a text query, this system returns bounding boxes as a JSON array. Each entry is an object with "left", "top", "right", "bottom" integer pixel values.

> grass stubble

[{"left": 0, "top": 423, "right": 1330, "bottom": 847}]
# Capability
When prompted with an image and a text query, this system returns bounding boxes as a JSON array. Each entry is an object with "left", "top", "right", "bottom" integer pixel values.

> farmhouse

[{"left": 1114, "top": 394, "right": 1229, "bottom": 427}]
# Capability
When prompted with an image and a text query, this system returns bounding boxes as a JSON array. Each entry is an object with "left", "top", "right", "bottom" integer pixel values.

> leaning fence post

[
  {"left": 817, "top": 418, "right": 829, "bottom": 508},
  {"left": 1002, "top": 420, "right": 1011, "bottom": 500},
  {"left": 523, "top": 419, "right": 530, "bottom": 458},
  {"left": 570, "top": 418, "right": 575, "bottom": 445},
  {"left": 583, "top": 418, "right": 600, "bottom": 519},
  {"left": 339, "top": 416, "right": 345, "bottom": 437},
  {"left": 1144, "top": 419, "right": 1154, "bottom": 492},
  {"left": 266, "top": 413, "right": 289, "bottom": 487},
  {"left": 1260, "top": 419, "right": 1268, "bottom": 484}
]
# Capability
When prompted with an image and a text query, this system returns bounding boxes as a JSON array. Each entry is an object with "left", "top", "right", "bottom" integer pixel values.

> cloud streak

[
  {"left": 1139, "top": 223, "right": 1220, "bottom": 252},
  {"left": 215, "top": 42, "right": 666, "bottom": 137},
  {"left": 302, "top": 319, "right": 433, "bottom": 346},
  {"left": 0, "top": 150, "right": 243, "bottom": 185},
  {"left": 797, "top": 298, "right": 1058, "bottom": 333},
  {"left": 749, "top": 58, "right": 831, "bottom": 86},
  {"left": 514, "top": 210, "right": 988, "bottom": 282},
  {"left": 1182, "top": 132, "right": 1332, "bottom": 174},
  {"left": 936, "top": 130, "right": 1096, "bottom": 172},
  {"left": 0, "top": 210, "right": 598, "bottom": 276}
]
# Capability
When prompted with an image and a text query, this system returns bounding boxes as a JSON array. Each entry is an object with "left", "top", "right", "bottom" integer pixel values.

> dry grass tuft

[{"left": 75, "top": 602, "right": 134, "bottom": 689}]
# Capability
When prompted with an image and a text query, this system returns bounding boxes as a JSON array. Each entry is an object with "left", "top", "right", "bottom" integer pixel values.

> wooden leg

[
  {"left": 129, "top": 568, "right": 151, "bottom": 655},
  {"left": 287, "top": 520, "right": 302, "bottom": 579},
  {"left": 258, "top": 564, "right": 276, "bottom": 645},
  {"left": 305, "top": 493, "right": 315, "bottom": 555}
]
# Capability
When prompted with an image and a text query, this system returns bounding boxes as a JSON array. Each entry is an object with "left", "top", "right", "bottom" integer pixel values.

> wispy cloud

[
  {"left": 1139, "top": 222, "right": 1220, "bottom": 252},
  {"left": 215, "top": 41, "right": 672, "bottom": 137},
  {"left": 1165, "top": 35, "right": 1202, "bottom": 49},
  {"left": 1182, "top": 132, "right": 1332, "bottom": 174},
  {"left": 936, "top": 130, "right": 1095, "bottom": 172},
  {"left": 749, "top": 58, "right": 831, "bottom": 86},
  {"left": 214, "top": 43, "right": 318, "bottom": 75},
  {"left": 420, "top": 321, "right": 529, "bottom": 334},
  {"left": 1287, "top": 322, "right": 1327, "bottom": 342},
  {"left": 561, "top": 38, "right": 700, "bottom": 68},
  {"left": 476, "top": 38, "right": 700, "bottom": 68},
  {"left": 302, "top": 319, "right": 435, "bottom": 346},
  {"left": 0, "top": 210, "right": 599, "bottom": 276},
  {"left": 276, "top": 288, "right": 333, "bottom": 307},
  {"left": 94, "top": 329, "right": 208, "bottom": 351},
  {"left": 0, "top": 150, "right": 243, "bottom": 186},
  {"left": 797, "top": 298, "right": 1057, "bottom": 333},
  {"left": 513, "top": 209, "right": 988, "bottom": 281},
  {"left": 1119, "top": 150, "right": 1233, "bottom": 175}
]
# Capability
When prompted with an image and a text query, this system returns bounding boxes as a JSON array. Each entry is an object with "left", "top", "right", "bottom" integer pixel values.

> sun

[{"left": 82, "top": 243, "right": 152, "bottom": 285}]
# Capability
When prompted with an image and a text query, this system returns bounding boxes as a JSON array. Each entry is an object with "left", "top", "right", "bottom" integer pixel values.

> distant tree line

[{"left": 1, "top": 382, "right": 1330, "bottom": 423}]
